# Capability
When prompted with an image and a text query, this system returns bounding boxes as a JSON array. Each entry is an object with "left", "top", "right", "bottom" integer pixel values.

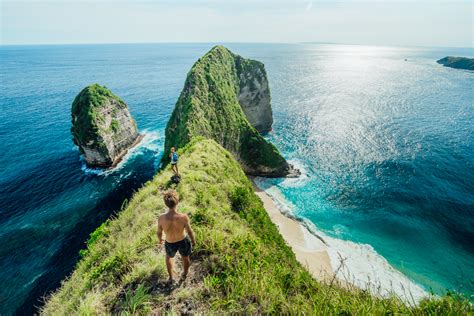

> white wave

[
  {"left": 304, "top": 220, "right": 428, "bottom": 303},
  {"left": 136, "top": 130, "right": 163, "bottom": 154},
  {"left": 80, "top": 130, "right": 162, "bottom": 176},
  {"left": 80, "top": 155, "right": 105, "bottom": 176},
  {"left": 280, "top": 159, "right": 310, "bottom": 188},
  {"left": 254, "top": 178, "right": 429, "bottom": 304},
  {"left": 254, "top": 177, "right": 297, "bottom": 217}
]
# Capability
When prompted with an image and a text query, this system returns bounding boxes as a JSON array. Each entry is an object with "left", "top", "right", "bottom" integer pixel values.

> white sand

[{"left": 253, "top": 183, "right": 333, "bottom": 282}]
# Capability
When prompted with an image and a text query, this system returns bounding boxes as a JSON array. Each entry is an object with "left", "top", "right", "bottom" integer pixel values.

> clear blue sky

[{"left": 1, "top": 0, "right": 473, "bottom": 47}]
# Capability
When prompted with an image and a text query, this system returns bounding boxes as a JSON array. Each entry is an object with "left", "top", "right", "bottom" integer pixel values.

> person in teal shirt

[{"left": 169, "top": 147, "right": 179, "bottom": 175}]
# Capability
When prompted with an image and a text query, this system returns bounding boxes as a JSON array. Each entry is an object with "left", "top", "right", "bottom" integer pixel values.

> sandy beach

[
  {"left": 253, "top": 183, "right": 333, "bottom": 282},
  {"left": 252, "top": 180, "right": 430, "bottom": 303}
]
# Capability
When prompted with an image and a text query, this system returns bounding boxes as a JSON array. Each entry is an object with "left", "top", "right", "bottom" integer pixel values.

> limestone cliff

[
  {"left": 235, "top": 54, "right": 273, "bottom": 133},
  {"left": 163, "top": 46, "right": 297, "bottom": 177},
  {"left": 437, "top": 56, "right": 474, "bottom": 71},
  {"left": 71, "top": 84, "right": 141, "bottom": 168}
]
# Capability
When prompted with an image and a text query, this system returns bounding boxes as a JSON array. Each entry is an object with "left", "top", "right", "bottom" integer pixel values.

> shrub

[
  {"left": 111, "top": 119, "right": 120, "bottom": 133},
  {"left": 230, "top": 186, "right": 252, "bottom": 213},
  {"left": 79, "top": 220, "right": 110, "bottom": 258},
  {"left": 120, "top": 284, "right": 152, "bottom": 315}
]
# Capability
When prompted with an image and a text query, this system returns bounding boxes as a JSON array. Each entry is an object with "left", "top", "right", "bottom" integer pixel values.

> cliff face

[
  {"left": 71, "top": 84, "right": 141, "bottom": 168},
  {"left": 437, "top": 56, "right": 474, "bottom": 70},
  {"left": 235, "top": 55, "right": 273, "bottom": 134},
  {"left": 164, "top": 46, "right": 297, "bottom": 177}
]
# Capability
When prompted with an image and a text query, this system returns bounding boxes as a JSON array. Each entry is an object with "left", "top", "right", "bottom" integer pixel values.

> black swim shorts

[{"left": 164, "top": 236, "right": 192, "bottom": 258}]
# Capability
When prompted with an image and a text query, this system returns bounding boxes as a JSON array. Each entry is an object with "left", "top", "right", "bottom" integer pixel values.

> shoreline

[
  {"left": 251, "top": 178, "right": 429, "bottom": 304},
  {"left": 252, "top": 181, "right": 334, "bottom": 282}
]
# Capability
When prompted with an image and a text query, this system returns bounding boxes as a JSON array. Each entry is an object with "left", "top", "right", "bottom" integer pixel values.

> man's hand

[{"left": 184, "top": 215, "right": 196, "bottom": 248}]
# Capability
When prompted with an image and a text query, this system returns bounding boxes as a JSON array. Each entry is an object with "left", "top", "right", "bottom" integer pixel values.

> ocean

[{"left": 0, "top": 43, "right": 472, "bottom": 314}]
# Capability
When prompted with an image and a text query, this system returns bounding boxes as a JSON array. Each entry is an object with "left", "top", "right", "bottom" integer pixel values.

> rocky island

[
  {"left": 437, "top": 56, "right": 474, "bottom": 70},
  {"left": 71, "top": 84, "right": 143, "bottom": 168},
  {"left": 163, "top": 46, "right": 298, "bottom": 177}
]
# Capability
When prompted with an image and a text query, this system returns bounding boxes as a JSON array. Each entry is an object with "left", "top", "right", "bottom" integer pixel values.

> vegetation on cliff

[
  {"left": 42, "top": 138, "right": 470, "bottom": 315},
  {"left": 437, "top": 56, "right": 474, "bottom": 70},
  {"left": 71, "top": 84, "right": 140, "bottom": 167},
  {"left": 71, "top": 84, "right": 126, "bottom": 147},
  {"left": 163, "top": 46, "right": 292, "bottom": 177}
]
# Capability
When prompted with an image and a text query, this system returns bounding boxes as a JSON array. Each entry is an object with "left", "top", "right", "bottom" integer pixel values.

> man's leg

[
  {"left": 175, "top": 164, "right": 179, "bottom": 175},
  {"left": 181, "top": 255, "right": 190, "bottom": 279},
  {"left": 165, "top": 255, "right": 174, "bottom": 281}
]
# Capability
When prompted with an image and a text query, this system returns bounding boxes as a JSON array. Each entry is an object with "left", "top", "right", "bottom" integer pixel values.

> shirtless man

[{"left": 157, "top": 190, "right": 196, "bottom": 283}]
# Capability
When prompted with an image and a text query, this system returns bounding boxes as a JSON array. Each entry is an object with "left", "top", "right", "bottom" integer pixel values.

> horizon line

[{"left": 0, "top": 41, "right": 472, "bottom": 50}]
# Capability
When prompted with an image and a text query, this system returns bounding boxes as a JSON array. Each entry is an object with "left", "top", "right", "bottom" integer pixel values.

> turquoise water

[{"left": 0, "top": 43, "right": 472, "bottom": 314}]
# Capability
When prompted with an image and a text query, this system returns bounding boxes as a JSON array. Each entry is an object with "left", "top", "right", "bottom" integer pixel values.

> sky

[{"left": 1, "top": 0, "right": 473, "bottom": 47}]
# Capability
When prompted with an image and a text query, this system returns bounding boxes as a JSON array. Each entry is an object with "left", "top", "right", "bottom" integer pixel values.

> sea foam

[
  {"left": 79, "top": 130, "right": 162, "bottom": 176},
  {"left": 254, "top": 177, "right": 429, "bottom": 304}
]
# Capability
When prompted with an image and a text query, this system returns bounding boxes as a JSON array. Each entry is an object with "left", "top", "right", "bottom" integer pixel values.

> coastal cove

[{"left": 1, "top": 43, "right": 473, "bottom": 313}]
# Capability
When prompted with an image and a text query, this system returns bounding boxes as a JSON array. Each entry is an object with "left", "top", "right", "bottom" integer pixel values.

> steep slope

[
  {"left": 71, "top": 84, "right": 141, "bottom": 167},
  {"left": 163, "top": 46, "right": 297, "bottom": 177},
  {"left": 42, "top": 139, "right": 470, "bottom": 315}
]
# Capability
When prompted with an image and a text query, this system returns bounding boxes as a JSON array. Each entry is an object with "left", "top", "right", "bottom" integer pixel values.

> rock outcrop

[
  {"left": 163, "top": 46, "right": 298, "bottom": 177},
  {"left": 235, "top": 54, "right": 273, "bottom": 134},
  {"left": 437, "top": 56, "right": 474, "bottom": 71},
  {"left": 71, "top": 84, "right": 142, "bottom": 168}
]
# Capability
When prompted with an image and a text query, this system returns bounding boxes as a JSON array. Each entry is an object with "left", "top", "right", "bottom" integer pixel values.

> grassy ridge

[{"left": 42, "top": 138, "right": 470, "bottom": 314}]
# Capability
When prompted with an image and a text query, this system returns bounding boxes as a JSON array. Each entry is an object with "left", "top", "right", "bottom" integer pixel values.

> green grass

[
  {"left": 163, "top": 46, "right": 289, "bottom": 176},
  {"left": 42, "top": 138, "right": 471, "bottom": 315},
  {"left": 120, "top": 284, "right": 153, "bottom": 315},
  {"left": 111, "top": 119, "right": 120, "bottom": 133}
]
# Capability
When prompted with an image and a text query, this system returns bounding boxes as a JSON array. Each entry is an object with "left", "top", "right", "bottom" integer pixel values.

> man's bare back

[{"left": 158, "top": 211, "right": 190, "bottom": 243}]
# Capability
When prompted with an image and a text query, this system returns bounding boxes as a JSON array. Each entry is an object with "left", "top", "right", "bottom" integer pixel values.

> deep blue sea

[{"left": 0, "top": 43, "right": 473, "bottom": 314}]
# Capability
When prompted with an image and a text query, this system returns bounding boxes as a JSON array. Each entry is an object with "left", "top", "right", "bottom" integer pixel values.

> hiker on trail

[
  {"left": 157, "top": 190, "right": 196, "bottom": 283},
  {"left": 169, "top": 147, "right": 179, "bottom": 175}
]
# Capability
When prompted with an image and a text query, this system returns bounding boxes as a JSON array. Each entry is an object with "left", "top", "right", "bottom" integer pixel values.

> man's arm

[
  {"left": 157, "top": 217, "right": 164, "bottom": 245},
  {"left": 184, "top": 215, "right": 196, "bottom": 246}
]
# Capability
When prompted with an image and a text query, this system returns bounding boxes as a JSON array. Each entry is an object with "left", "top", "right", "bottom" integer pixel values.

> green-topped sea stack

[
  {"left": 163, "top": 45, "right": 298, "bottom": 177},
  {"left": 71, "top": 84, "right": 142, "bottom": 168}
]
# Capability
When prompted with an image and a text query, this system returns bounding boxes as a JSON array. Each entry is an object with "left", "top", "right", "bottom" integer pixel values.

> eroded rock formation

[
  {"left": 71, "top": 84, "right": 142, "bottom": 168},
  {"left": 163, "top": 46, "right": 298, "bottom": 177}
]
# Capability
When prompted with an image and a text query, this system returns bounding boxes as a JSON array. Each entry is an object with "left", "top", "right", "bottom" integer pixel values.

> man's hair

[{"left": 163, "top": 190, "right": 179, "bottom": 208}]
